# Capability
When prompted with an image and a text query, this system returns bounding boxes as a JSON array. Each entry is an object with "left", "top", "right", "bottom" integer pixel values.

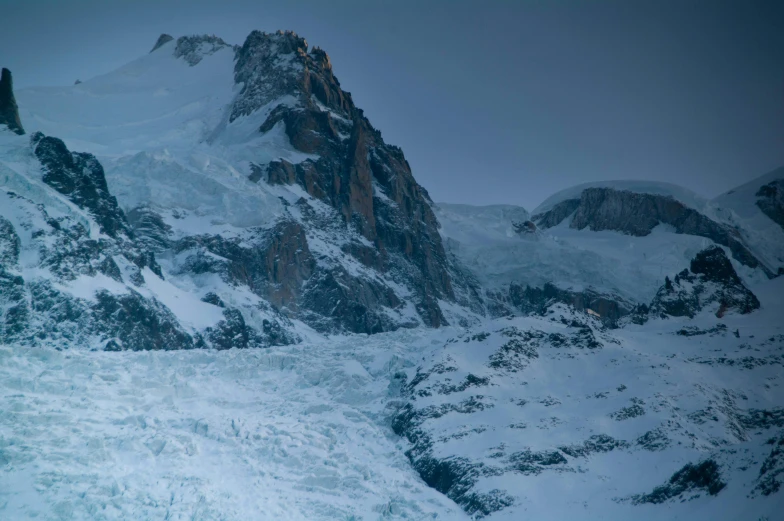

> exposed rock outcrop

[
  {"left": 512, "top": 220, "right": 537, "bottom": 234},
  {"left": 509, "top": 282, "right": 633, "bottom": 324},
  {"left": 534, "top": 188, "right": 771, "bottom": 276},
  {"left": 237, "top": 31, "right": 454, "bottom": 328},
  {"left": 628, "top": 459, "right": 726, "bottom": 504},
  {"left": 150, "top": 33, "right": 174, "bottom": 53},
  {"left": 32, "top": 132, "right": 131, "bottom": 238},
  {"left": 172, "top": 215, "right": 413, "bottom": 334},
  {"left": 648, "top": 246, "right": 760, "bottom": 319},
  {"left": 0, "top": 138, "right": 295, "bottom": 350},
  {"left": 756, "top": 179, "right": 784, "bottom": 231},
  {"left": 0, "top": 68, "right": 24, "bottom": 135},
  {"left": 533, "top": 198, "right": 580, "bottom": 228},
  {"left": 173, "top": 34, "right": 233, "bottom": 66},
  {"left": 125, "top": 206, "right": 172, "bottom": 252}
]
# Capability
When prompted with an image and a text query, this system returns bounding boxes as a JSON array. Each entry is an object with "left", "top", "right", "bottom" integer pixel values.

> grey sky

[{"left": 2, "top": 0, "right": 783, "bottom": 210}]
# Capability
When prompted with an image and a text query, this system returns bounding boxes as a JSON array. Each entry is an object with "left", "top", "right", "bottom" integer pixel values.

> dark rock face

[
  {"left": 236, "top": 31, "right": 454, "bottom": 328},
  {"left": 205, "top": 308, "right": 264, "bottom": 350},
  {"left": 533, "top": 198, "right": 580, "bottom": 228},
  {"left": 33, "top": 133, "right": 130, "bottom": 239},
  {"left": 201, "top": 292, "right": 225, "bottom": 307},
  {"left": 690, "top": 245, "right": 744, "bottom": 285},
  {"left": 756, "top": 179, "right": 784, "bottom": 230},
  {"left": 512, "top": 220, "right": 537, "bottom": 234},
  {"left": 753, "top": 434, "right": 784, "bottom": 497},
  {"left": 173, "top": 216, "right": 412, "bottom": 334},
  {"left": 150, "top": 33, "right": 174, "bottom": 52},
  {"left": 629, "top": 459, "right": 726, "bottom": 504},
  {"left": 231, "top": 31, "right": 351, "bottom": 122},
  {"left": 0, "top": 216, "right": 20, "bottom": 266},
  {"left": 93, "top": 290, "right": 195, "bottom": 351},
  {"left": 0, "top": 267, "right": 28, "bottom": 342},
  {"left": 508, "top": 282, "right": 632, "bottom": 324},
  {"left": 559, "top": 434, "right": 629, "bottom": 458},
  {"left": 392, "top": 401, "right": 516, "bottom": 518},
  {"left": 125, "top": 206, "right": 171, "bottom": 252},
  {"left": 0, "top": 68, "right": 24, "bottom": 135},
  {"left": 648, "top": 246, "right": 760, "bottom": 319},
  {"left": 173, "top": 35, "right": 233, "bottom": 66},
  {"left": 175, "top": 220, "right": 314, "bottom": 310},
  {"left": 534, "top": 188, "right": 770, "bottom": 276}
]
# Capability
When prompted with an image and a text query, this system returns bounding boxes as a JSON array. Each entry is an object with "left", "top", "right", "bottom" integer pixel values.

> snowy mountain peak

[
  {"left": 1, "top": 26, "right": 783, "bottom": 521},
  {"left": 230, "top": 29, "right": 350, "bottom": 122},
  {"left": 11, "top": 28, "right": 456, "bottom": 334}
]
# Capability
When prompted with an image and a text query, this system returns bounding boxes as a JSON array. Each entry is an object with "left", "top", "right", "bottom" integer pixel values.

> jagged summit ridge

[
  {"left": 174, "top": 34, "right": 234, "bottom": 66},
  {"left": 12, "top": 28, "right": 456, "bottom": 333},
  {"left": 231, "top": 29, "right": 351, "bottom": 121},
  {"left": 226, "top": 28, "right": 456, "bottom": 327}
]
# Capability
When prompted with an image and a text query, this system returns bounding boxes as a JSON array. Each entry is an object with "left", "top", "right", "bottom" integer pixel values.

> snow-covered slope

[
  {"left": 438, "top": 172, "right": 781, "bottom": 323},
  {"left": 2, "top": 28, "right": 783, "bottom": 521},
  {"left": 712, "top": 167, "right": 784, "bottom": 275},
  {"left": 12, "top": 32, "right": 455, "bottom": 335},
  {"left": 0, "top": 128, "right": 292, "bottom": 351},
  {"left": 393, "top": 280, "right": 784, "bottom": 520},
  {"left": 437, "top": 201, "right": 738, "bottom": 317},
  {"left": 2, "top": 278, "right": 781, "bottom": 520}
]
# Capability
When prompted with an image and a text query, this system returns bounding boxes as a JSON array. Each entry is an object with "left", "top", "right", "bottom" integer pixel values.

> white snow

[
  {"left": 0, "top": 332, "right": 468, "bottom": 520},
  {"left": 14, "top": 41, "right": 306, "bottom": 232},
  {"left": 393, "top": 284, "right": 784, "bottom": 521},
  {"left": 1, "top": 287, "right": 781, "bottom": 520},
  {"left": 136, "top": 268, "right": 225, "bottom": 331},
  {"left": 710, "top": 167, "right": 784, "bottom": 273},
  {"left": 437, "top": 202, "right": 713, "bottom": 304},
  {"left": 2, "top": 32, "right": 783, "bottom": 521}
]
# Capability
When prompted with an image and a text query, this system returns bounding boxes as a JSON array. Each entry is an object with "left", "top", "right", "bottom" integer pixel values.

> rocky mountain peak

[
  {"left": 0, "top": 67, "right": 25, "bottom": 135},
  {"left": 231, "top": 30, "right": 350, "bottom": 121},
  {"left": 173, "top": 34, "right": 233, "bottom": 66},
  {"left": 690, "top": 246, "right": 742, "bottom": 285},
  {"left": 149, "top": 33, "right": 174, "bottom": 53},
  {"left": 648, "top": 246, "right": 760, "bottom": 319},
  {"left": 225, "top": 29, "right": 456, "bottom": 328}
]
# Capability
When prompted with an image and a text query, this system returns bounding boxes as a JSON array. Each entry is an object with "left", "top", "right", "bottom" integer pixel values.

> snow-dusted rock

[
  {"left": 533, "top": 186, "right": 771, "bottom": 276},
  {"left": 648, "top": 246, "right": 760, "bottom": 319}
]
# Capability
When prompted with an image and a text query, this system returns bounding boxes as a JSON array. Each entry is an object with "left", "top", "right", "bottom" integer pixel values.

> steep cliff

[
  {"left": 0, "top": 68, "right": 24, "bottom": 135},
  {"left": 533, "top": 187, "right": 771, "bottom": 276}
]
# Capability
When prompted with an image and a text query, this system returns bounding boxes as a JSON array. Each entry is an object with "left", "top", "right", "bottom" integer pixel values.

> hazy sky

[{"left": 2, "top": 0, "right": 783, "bottom": 210}]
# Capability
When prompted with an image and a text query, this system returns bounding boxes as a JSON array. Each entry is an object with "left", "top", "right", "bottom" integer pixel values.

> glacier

[{"left": 1, "top": 29, "right": 783, "bottom": 520}]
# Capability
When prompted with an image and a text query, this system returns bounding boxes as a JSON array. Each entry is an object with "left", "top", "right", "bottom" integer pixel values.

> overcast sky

[{"left": 2, "top": 0, "right": 783, "bottom": 210}]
